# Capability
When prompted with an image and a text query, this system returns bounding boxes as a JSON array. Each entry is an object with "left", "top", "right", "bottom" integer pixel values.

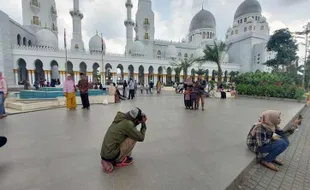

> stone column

[
  {"left": 113, "top": 72, "right": 117, "bottom": 83},
  {"left": 14, "top": 69, "right": 18, "bottom": 85},
  {"left": 163, "top": 74, "right": 166, "bottom": 84},
  {"left": 172, "top": 74, "right": 175, "bottom": 82},
  {"left": 31, "top": 70, "right": 35, "bottom": 84}
]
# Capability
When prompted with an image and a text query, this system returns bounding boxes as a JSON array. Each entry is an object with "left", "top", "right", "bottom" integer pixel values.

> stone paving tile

[{"left": 239, "top": 107, "right": 310, "bottom": 190}]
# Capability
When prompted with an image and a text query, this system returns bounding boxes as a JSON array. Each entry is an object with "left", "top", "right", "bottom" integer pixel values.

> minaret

[
  {"left": 70, "top": 0, "right": 84, "bottom": 51},
  {"left": 124, "top": 0, "right": 135, "bottom": 55}
]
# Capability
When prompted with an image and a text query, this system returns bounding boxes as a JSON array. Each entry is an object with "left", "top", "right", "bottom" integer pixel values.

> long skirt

[{"left": 65, "top": 92, "right": 77, "bottom": 109}]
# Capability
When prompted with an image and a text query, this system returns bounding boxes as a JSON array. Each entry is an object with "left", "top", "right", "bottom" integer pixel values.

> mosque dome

[
  {"left": 189, "top": 9, "right": 216, "bottom": 32},
  {"left": 131, "top": 40, "right": 144, "bottom": 56},
  {"left": 194, "top": 48, "right": 205, "bottom": 58},
  {"left": 36, "top": 28, "right": 58, "bottom": 48},
  {"left": 234, "top": 0, "right": 262, "bottom": 19},
  {"left": 89, "top": 34, "right": 106, "bottom": 52},
  {"left": 166, "top": 45, "right": 177, "bottom": 58}
]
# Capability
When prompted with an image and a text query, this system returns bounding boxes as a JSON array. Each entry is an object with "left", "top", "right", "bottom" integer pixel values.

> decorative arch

[
  {"left": 67, "top": 61, "right": 74, "bottom": 77},
  {"left": 128, "top": 65, "right": 134, "bottom": 81},
  {"left": 79, "top": 62, "right": 87, "bottom": 75},
  {"left": 191, "top": 68, "right": 195, "bottom": 80},
  {"left": 190, "top": 53, "right": 194, "bottom": 58},
  {"left": 203, "top": 32, "right": 206, "bottom": 39},
  {"left": 17, "top": 58, "right": 28, "bottom": 83},
  {"left": 17, "top": 34, "right": 21, "bottom": 45},
  {"left": 23, "top": 37, "right": 27, "bottom": 46},
  {"left": 105, "top": 63, "right": 112, "bottom": 85},
  {"left": 50, "top": 60, "right": 59, "bottom": 83},
  {"left": 224, "top": 70, "right": 228, "bottom": 82},
  {"left": 148, "top": 66, "right": 154, "bottom": 82},
  {"left": 166, "top": 67, "right": 172, "bottom": 85},
  {"left": 116, "top": 64, "right": 124, "bottom": 83},
  {"left": 92, "top": 62, "right": 100, "bottom": 82},
  {"left": 138, "top": 65, "right": 144, "bottom": 84},
  {"left": 205, "top": 69, "right": 209, "bottom": 81},
  {"left": 184, "top": 53, "right": 188, "bottom": 58},
  {"left": 28, "top": 40, "right": 32, "bottom": 46},
  {"left": 158, "top": 66, "right": 163, "bottom": 81},
  {"left": 34, "top": 59, "right": 45, "bottom": 82},
  {"left": 178, "top": 52, "right": 182, "bottom": 57},
  {"left": 157, "top": 50, "right": 161, "bottom": 59}
]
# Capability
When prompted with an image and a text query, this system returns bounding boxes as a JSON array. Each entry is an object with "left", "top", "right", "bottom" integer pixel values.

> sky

[{"left": 0, "top": 0, "right": 309, "bottom": 57}]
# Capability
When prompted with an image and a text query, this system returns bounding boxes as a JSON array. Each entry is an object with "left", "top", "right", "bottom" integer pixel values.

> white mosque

[{"left": 0, "top": 0, "right": 275, "bottom": 87}]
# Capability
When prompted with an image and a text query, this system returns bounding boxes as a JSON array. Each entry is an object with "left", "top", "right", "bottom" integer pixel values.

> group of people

[{"left": 183, "top": 75, "right": 207, "bottom": 111}]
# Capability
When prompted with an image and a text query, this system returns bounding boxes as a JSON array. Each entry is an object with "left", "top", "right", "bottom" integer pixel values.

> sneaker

[{"left": 115, "top": 156, "right": 134, "bottom": 167}]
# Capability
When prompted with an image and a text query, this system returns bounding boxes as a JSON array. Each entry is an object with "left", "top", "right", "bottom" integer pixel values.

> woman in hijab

[
  {"left": 246, "top": 110, "right": 289, "bottom": 171},
  {"left": 109, "top": 83, "right": 118, "bottom": 103},
  {"left": 63, "top": 74, "right": 77, "bottom": 110}
]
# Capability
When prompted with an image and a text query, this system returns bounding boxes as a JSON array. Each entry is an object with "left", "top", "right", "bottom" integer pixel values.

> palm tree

[
  {"left": 197, "top": 41, "right": 231, "bottom": 83},
  {"left": 173, "top": 67, "right": 182, "bottom": 83},
  {"left": 171, "top": 57, "right": 197, "bottom": 81}
]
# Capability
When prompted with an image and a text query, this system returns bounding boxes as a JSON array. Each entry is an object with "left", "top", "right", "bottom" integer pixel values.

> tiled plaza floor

[
  {"left": 0, "top": 93, "right": 304, "bottom": 190},
  {"left": 239, "top": 106, "right": 310, "bottom": 190}
]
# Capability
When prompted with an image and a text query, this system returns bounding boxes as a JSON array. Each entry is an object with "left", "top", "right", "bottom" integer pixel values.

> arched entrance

[
  {"left": 105, "top": 63, "right": 112, "bottom": 85},
  {"left": 17, "top": 58, "right": 28, "bottom": 84},
  {"left": 92, "top": 63, "right": 100, "bottom": 83},
  {"left": 67, "top": 61, "right": 74, "bottom": 77},
  {"left": 51, "top": 60, "right": 60, "bottom": 85},
  {"left": 34, "top": 59, "right": 45, "bottom": 82},
  {"left": 116, "top": 64, "right": 124, "bottom": 83},
  {"left": 80, "top": 62, "right": 87, "bottom": 75},
  {"left": 148, "top": 66, "right": 154, "bottom": 82},
  {"left": 166, "top": 67, "right": 172, "bottom": 85},
  {"left": 158, "top": 66, "right": 163, "bottom": 82},
  {"left": 138, "top": 65, "right": 144, "bottom": 84},
  {"left": 128, "top": 65, "right": 134, "bottom": 81},
  {"left": 174, "top": 68, "right": 180, "bottom": 83}
]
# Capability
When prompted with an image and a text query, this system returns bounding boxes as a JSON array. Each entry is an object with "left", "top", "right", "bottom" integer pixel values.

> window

[
  {"left": 260, "top": 25, "right": 264, "bottom": 30},
  {"left": 244, "top": 27, "right": 247, "bottom": 32},
  {"left": 178, "top": 52, "right": 182, "bottom": 57},
  {"left": 189, "top": 36, "right": 192, "bottom": 42},
  {"left": 32, "top": 16, "right": 39, "bottom": 25},
  {"left": 203, "top": 32, "right": 206, "bottom": 39},
  {"left": 235, "top": 30, "right": 238, "bottom": 34},
  {"left": 17, "top": 34, "right": 21, "bottom": 45},
  {"left": 207, "top": 32, "right": 210, "bottom": 39},
  {"left": 231, "top": 31, "right": 234, "bottom": 35},
  {"left": 144, "top": 32, "right": 149, "bottom": 40},
  {"left": 28, "top": 40, "right": 32, "bottom": 46},
  {"left": 144, "top": 18, "right": 149, "bottom": 25},
  {"left": 226, "top": 35, "right": 228, "bottom": 39},
  {"left": 157, "top": 50, "right": 161, "bottom": 59},
  {"left": 249, "top": 26, "right": 252, "bottom": 30},
  {"left": 240, "top": 19, "right": 243, "bottom": 24},
  {"left": 184, "top": 53, "right": 188, "bottom": 58},
  {"left": 23, "top": 37, "right": 26, "bottom": 46},
  {"left": 244, "top": 18, "right": 247, "bottom": 22}
]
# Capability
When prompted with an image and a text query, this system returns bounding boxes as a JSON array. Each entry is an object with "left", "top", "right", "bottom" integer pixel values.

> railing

[{"left": 30, "top": 0, "right": 40, "bottom": 8}]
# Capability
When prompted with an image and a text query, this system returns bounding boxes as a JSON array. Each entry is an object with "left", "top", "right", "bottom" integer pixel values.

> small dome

[
  {"left": 36, "top": 28, "right": 58, "bottom": 48},
  {"left": 89, "top": 34, "right": 106, "bottom": 52},
  {"left": 247, "top": 17, "right": 254, "bottom": 23},
  {"left": 189, "top": 9, "right": 216, "bottom": 32},
  {"left": 131, "top": 40, "right": 144, "bottom": 56},
  {"left": 260, "top": 16, "right": 266, "bottom": 23},
  {"left": 166, "top": 45, "right": 177, "bottom": 58},
  {"left": 234, "top": 0, "right": 262, "bottom": 19},
  {"left": 194, "top": 48, "right": 204, "bottom": 58},
  {"left": 233, "top": 21, "right": 238, "bottom": 27}
]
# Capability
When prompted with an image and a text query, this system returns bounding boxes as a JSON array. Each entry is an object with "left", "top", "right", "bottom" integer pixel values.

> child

[
  {"left": 191, "top": 82, "right": 198, "bottom": 110},
  {"left": 231, "top": 86, "right": 237, "bottom": 98},
  {"left": 140, "top": 83, "right": 144, "bottom": 94},
  {"left": 184, "top": 87, "right": 191, "bottom": 109},
  {"left": 145, "top": 84, "right": 149, "bottom": 94}
]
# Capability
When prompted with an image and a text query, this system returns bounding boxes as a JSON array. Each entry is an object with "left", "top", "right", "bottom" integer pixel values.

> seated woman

[{"left": 246, "top": 110, "right": 289, "bottom": 171}]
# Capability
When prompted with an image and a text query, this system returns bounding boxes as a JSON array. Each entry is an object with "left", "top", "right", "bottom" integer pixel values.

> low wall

[
  {"left": 19, "top": 89, "right": 107, "bottom": 99},
  {"left": 238, "top": 95, "right": 305, "bottom": 103},
  {"left": 57, "top": 95, "right": 114, "bottom": 106}
]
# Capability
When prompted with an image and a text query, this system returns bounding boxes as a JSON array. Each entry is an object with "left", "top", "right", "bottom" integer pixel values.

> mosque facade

[{"left": 0, "top": 0, "right": 275, "bottom": 87}]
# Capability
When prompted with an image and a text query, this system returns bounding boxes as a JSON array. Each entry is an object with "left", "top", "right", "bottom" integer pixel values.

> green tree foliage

[
  {"left": 197, "top": 41, "right": 231, "bottom": 83},
  {"left": 170, "top": 57, "right": 196, "bottom": 80},
  {"left": 265, "top": 28, "right": 298, "bottom": 71}
]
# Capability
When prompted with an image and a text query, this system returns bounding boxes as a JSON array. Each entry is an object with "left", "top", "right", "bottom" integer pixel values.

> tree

[
  {"left": 170, "top": 57, "right": 196, "bottom": 80},
  {"left": 197, "top": 41, "right": 231, "bottom": 83},
  {"left": 265, "top": 28, "right": 298, "bottom": 71},
  {"left": 173, "top": 67, "right": 182, "bottom": 83}
]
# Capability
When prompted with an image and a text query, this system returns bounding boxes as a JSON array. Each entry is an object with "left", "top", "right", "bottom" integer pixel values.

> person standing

[
  {"left": 123, "top": 80, "right": 128, "bottom": 97},
  {"left": 128, "top": 79, "right": 135, "bottom": 99},
  {"left": 100, "top": 107, "right": 147, "bottom": 173},
  {"left": 134, "top": 80, "right": 138, "bottom": 95},
  {"left": 63, "top": 74, "right": 77, "bottom": 110},
  {"left": 0, "top": 72, "right": 8, "bottom": 119},
  {"left": 149, "top": 80, "right": 154, "bottom": 94},
  {"left": 196, "top": 75, "right": 206, "bottom": 111},
  {"left": 77, "top": 73, "right": 90, "bottom": 110}
]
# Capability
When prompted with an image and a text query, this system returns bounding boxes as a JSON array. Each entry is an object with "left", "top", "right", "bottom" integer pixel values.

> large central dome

[
  {"left": 189, "top": 9, "right": 216, "bottom": 32},
  {"left": 234, "top": 0, "right": 262, "bottom": 19}
]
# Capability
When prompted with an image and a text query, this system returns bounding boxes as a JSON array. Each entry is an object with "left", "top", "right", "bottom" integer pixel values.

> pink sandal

[
  {"left": 115, "top": 156, "right": 134, "bottom": 167},
  {"left": 101, "top": 160, "right": 114, "bottom": 173}
]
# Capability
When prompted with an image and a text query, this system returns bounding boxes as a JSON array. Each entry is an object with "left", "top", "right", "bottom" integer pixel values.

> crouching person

[
  {"left": 100, "top": 107, "right": 147, "bottom": 173},
  {"left": 246, "top": 110, "right": 289, "bottom": 172}
]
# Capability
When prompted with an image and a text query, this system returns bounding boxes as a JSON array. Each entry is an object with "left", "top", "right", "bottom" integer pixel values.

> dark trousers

[
  {"left": 80, "top": 93, "right": 90, "bottom": 108},
  {"left": 0, "top": 136, "right": 7, "bottom": 148},
  {"left": 128, "top": 89, "right": 135, "bottom": 99},
  {"left": 185, "top": 100, "right": 191, "bottom": 108}
]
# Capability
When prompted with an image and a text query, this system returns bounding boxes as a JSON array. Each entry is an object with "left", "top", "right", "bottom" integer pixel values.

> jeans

[
  {"left": 128, "top": 89, "right": 135, "bottom": 99},
  {"left": 0, "top": 92, "right": 6, "bottom": 116},
  {"left": 80, "top": 93, "right": 90, "bottom": 108},
  {"left": 258, "top": 135, "right": 289, "bottom": 163}
]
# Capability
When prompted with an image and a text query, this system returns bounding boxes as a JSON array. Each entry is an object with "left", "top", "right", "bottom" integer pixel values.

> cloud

[{"left": 0, "top": 0, "right": 309, "bottom": 56}]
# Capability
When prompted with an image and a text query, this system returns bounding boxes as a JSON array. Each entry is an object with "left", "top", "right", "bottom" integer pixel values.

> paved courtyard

[{"left": 0, "top": 93, "right": 304, "bottom": 190}]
